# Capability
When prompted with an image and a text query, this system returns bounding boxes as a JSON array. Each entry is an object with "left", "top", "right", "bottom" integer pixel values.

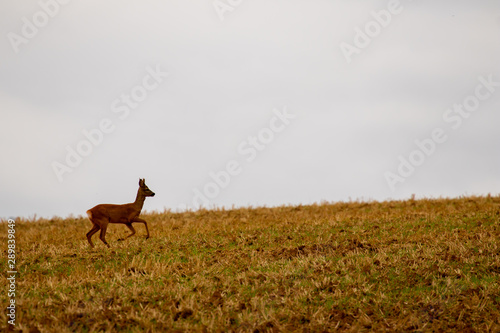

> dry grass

[{"left": 1, "top": 195, "right": 500, "bottom": 332}]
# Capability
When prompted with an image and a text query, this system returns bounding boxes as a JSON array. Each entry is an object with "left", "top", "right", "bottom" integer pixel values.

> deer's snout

[{"left": 151, "top": 192, "right": 155, "bottom": 197}]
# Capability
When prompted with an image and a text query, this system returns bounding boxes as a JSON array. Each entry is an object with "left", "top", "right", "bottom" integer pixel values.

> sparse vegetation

[{"left": 1, "top": 196, "right": 500, "bottom": 332}]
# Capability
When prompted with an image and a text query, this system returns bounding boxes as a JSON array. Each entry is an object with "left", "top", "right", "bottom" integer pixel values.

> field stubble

[{"left": 1, "top": 196, "right": 500, "bottom": 332}]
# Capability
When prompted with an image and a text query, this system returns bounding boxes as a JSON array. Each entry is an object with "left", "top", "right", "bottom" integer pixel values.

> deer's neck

[{"left": 133, "top": 189, "right": 146, "bottom": 212}]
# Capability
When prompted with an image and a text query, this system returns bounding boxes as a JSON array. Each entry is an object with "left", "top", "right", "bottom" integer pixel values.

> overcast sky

[{"left": 1, "top": 0, "right": 499, "bottom": 219}]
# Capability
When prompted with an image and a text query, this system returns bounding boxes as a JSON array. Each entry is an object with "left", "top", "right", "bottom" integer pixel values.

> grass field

[{"left": 2, "top": 195, "right": 500, "bottom": 332}]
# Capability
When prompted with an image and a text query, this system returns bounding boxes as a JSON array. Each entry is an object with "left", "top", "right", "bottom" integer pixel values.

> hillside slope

[{"left": 1, "top": 196, "right": 500, "bottom": 332}]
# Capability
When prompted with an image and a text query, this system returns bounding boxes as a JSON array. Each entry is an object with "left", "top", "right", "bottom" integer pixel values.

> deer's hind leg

[
  {"left": 86, "top": 224, "right": 100, "bottom": 248},
  {"left": 98, "top": 221, "right": 110, "bottom": 248},
  {"left": 86, "top": 211, "right": 101, "bottom": 248}
]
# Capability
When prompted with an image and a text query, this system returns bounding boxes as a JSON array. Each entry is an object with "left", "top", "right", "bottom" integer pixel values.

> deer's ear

[{"left": 139, "top": 179, "right": 143, "bottom": 186}]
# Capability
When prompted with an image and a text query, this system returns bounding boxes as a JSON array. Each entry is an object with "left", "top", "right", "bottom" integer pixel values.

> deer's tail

[{"left": 86, "top": 210, "right": 93, "bottom": 222}]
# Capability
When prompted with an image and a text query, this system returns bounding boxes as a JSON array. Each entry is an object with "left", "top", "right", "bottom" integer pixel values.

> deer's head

[{"left": 139, "top": 178, "right": 155, "bottom": 197}]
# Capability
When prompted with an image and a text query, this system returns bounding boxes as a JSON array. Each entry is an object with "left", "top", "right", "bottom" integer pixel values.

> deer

[{"left": 86, "top": 178, "right": 155, "bottom": 248}]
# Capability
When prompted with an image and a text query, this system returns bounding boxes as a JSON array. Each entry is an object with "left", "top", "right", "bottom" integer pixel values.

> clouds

[{"left": 1, "top": 1, "right": 499, "bottom": 218}]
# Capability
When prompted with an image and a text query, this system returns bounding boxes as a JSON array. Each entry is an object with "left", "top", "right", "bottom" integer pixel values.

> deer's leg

[
  {"left": 86, "top": 224, "right": 100, "bottom": 248},
  {"left": 118, "top": 223, "right": 136, "bottom": 241},
  {"left": 132, "top": 217, "right": 150, "bottom": 239},
  {"left": 99, "top": 221, "right": 110, "bottom": 248},
  {"left": 125, "top": 223, "right": 137, "bottom": 239}
]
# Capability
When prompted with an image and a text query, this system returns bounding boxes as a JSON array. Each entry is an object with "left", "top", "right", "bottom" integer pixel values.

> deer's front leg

[
  {"left": 125, "top": 223, "right": 137, "bottom": 239},
  {"left": 118, "top": 223, "right": 136, "bottom": 241},
  {"left": 132, "top": 217, "right": 150, "bottom": 239}
]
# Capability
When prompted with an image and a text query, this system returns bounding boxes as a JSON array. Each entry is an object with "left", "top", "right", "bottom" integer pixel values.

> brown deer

[{"left": 86, "top": 178, "right": 155, "bottom": 248}]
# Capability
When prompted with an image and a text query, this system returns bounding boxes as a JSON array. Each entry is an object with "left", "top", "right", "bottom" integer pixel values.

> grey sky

[{"left": 1, "top": 0, "right": 499, "bottom": 218}]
